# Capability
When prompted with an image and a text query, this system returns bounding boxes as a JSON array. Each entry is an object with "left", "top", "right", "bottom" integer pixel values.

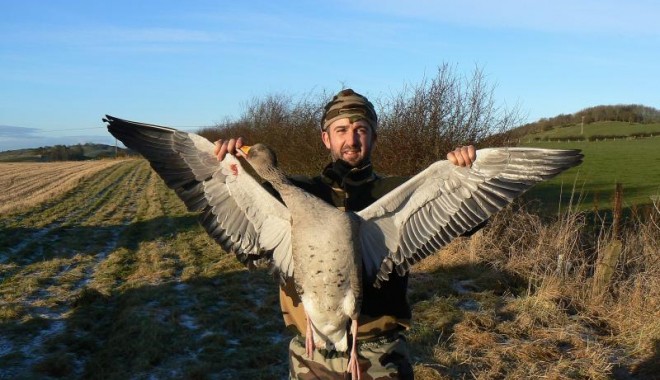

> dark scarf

[{"left": 320, "top": 159, "right": 378, "bottom": 189}]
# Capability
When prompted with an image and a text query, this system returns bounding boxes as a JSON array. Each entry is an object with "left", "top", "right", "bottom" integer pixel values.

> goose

[{"left": 104, "top": 115, "right": 582, "bottom": 379}]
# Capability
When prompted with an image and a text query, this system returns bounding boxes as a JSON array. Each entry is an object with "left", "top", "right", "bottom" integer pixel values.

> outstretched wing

[
  {"left": 104, "top": 115, "right": 294, "bottom": 277},
  {"left": 357, "top": 147, "right": 583, "bottom": 287}
]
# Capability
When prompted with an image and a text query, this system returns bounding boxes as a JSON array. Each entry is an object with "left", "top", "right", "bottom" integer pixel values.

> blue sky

[{"left": 1, "top": 0, "right": 659, "bottom": 151}]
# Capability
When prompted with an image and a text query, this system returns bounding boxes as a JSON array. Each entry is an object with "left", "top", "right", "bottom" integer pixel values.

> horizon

[{"left": 2, "top": 0, "right": 659, "bottom": 151}]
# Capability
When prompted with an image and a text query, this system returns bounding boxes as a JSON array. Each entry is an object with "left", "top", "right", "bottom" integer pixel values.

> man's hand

[
  {"left": 213, "top": 137, "right": 244, "bottom": 161},
  {"left": 447, "top": 145, "right": 476, "bottom": 167}
]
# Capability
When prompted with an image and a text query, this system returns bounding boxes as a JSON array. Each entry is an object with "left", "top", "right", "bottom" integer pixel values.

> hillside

[
  {"left": 522, "top": 121, "right": 660, "bottom": 142},
  {"left": 514, "top": 104, "right": 660, "bottom": 137},
  {"left": 0, "top": 143, "right": 135, "bottom": 162}
]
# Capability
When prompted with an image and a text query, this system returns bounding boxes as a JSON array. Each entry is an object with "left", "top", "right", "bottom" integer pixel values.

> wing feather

[
  {"left": 104, "top": 115, "right": 294, "bottom": 277},
  {"left": 357, "top": 147, "right": 582, "bottom": 286}
]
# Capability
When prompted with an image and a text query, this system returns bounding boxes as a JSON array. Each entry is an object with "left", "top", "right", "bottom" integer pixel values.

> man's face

[{"left": 322, "top": 117, "right": 376, "bottom": 167}]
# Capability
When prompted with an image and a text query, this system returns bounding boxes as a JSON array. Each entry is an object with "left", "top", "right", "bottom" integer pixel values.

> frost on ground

[
  {"left": 6, "top": 159, "right": 655, "bottom": 379},
  {"left": 1, "top": 160, "right": 290, "bottom": 378},
  {"left": 0, "top": 161, "right": 153, "bottom": 377},
  {"left": 0, "top": 337, "right": 13, "bottom": 357},
  {"left": 0, "top": 319, "right": 67, "bottom": 378}
]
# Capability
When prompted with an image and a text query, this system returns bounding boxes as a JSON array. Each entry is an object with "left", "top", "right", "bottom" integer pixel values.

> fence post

[{"left": 591, "top": 183, "right": 624, "bottom": 299}]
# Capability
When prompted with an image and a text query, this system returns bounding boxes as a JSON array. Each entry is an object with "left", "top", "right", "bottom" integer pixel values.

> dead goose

[{"left": 104, "top": 115, "right": 583, "bottom": 379}]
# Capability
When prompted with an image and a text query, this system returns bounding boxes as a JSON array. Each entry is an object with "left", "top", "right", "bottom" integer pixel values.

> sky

[{"left": 1, "top": 0, "right": 659, "bottom": 151}]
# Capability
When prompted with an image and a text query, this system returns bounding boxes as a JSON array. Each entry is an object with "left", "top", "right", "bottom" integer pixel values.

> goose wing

[
  {"left": 357, "top": 147, "right": 583, "bottom": 287},
  {"left": 104, "top": 115, "right": 294, "bottom": 277}
]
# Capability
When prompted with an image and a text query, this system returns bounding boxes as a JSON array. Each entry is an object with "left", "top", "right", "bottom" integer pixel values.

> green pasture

[
  {"left": 521, "top": 136, "right": 660, "bottom": 211},
  {"left": 524, "top": 121, "right": 660, "bottom": 140}
]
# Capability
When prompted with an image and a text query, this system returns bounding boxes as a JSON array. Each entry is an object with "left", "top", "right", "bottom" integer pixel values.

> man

[{"left": 215, "top": 89, "right": 476, "bottom": 379}]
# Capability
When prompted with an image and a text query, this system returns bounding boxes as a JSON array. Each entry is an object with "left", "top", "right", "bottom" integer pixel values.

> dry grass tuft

[{"left": 410, "top": 199, "right": 659, "bottom": 379}]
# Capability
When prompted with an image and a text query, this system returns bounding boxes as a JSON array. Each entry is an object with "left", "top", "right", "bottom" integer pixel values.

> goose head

[{"left": 239, "top": 143, "right": 279, "bottom": 179}]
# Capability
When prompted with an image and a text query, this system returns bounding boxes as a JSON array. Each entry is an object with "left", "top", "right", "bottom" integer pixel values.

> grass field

[
  {"left": 1, "top": 159, "right": 658, "bottom": 379},
  {"left": 524, "top": 121, "right": 660, "bottom": 140},
  {"left": 521, "top": 136, "right": 660, "bottom": 211}
]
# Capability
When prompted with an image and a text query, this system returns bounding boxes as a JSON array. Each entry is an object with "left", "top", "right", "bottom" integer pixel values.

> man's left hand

[{"left": 447, "top": 145, "right": 476, "bottom": 167}]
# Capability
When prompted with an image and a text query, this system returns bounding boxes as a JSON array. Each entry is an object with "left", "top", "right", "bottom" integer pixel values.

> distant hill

[
  {"left": 521, "top": 120, "right": 660, "bottom": 142},
  {"left": 0, "top": 143, "right": 136, "bottom": 162},
  {"left": 512, "top": 104, "right": 660, "bottom": 137}
]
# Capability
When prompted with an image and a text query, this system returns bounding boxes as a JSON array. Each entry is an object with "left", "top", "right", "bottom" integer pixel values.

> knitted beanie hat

[{"left": 321, "top": 89, "right": 377, "bottom": 131}]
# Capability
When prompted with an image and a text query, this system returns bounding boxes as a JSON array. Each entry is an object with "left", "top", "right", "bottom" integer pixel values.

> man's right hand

[{"left": 214, "top": 137, "right": 245, "bottom": 161}]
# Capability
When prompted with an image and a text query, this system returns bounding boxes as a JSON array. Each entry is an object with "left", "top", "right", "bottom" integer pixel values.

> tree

[{"left": 374, "top": 64, "right": 522, "bottom": 175}]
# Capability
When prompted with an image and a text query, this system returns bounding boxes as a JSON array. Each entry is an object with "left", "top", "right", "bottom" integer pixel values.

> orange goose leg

[
  {"left": 304, "top": 310, "right": 315, "bottom": 359},
  {"left": 347, "top": 319, "right": 361, "bottom": 380}
]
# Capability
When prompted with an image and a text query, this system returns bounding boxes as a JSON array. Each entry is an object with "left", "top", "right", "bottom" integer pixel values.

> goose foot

[
  {"left": 304, "top": 311, "right": 315, "bottom": 359},
  {"left": 347, "top": 319, "right": 361, "bottom": 380}
]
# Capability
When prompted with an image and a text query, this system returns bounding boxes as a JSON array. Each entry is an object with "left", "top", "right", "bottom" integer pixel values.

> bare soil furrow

[
  {"left": 0, "top": 160, "right": 123, "bottom": 215},
  {"left": 0, "top": 160, "right": 158, "bottom": 377},
  {"left": 74, "top": 162, "right": 153, "bottom": 290},
  {"left": 0, "top": 162, "right": 141, "bottom": 263},
  {"left": 60, "top": 163, "right": 143, "bottom": 226},
  {"left": 78, "top": 161, "right": 148, "bottom": 226},
  {"left": 3, "top": 170, "right": 88, "bottom": 206}
]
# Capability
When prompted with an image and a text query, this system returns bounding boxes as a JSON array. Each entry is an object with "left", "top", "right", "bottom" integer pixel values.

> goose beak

[{"left": 238, "top": 145, "right": 251, "bottom": 157}]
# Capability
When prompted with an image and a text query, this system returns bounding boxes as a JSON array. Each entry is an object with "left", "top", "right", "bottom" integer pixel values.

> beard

[{"left": 331, "top": 147, "right": 369, "bottom": 167}]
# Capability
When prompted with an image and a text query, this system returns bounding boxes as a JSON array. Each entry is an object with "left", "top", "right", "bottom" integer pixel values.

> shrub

[{"left": 198, "top": 64, "right": 523, "bottom": 176}]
